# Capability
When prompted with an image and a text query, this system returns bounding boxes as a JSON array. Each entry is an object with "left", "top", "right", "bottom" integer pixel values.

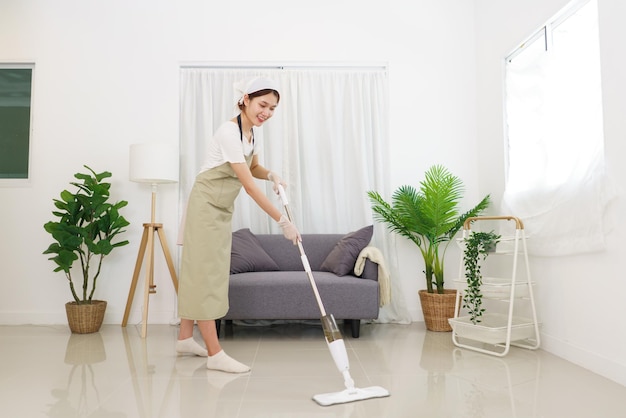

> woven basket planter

[
  {"left": 65, "top": 300, "right": 107, "bottom": 334},
  {"left": 418, "top": 289, "right": 457, "bottom": 332}
]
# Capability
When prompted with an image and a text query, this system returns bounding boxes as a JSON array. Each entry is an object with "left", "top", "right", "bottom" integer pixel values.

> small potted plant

[
  {"left": 368, "top": 164, "right": 491, "bottom": 331},
  {"left": 43, "top": 165, "right": 130, "bottom": 333},
  {"left": 461, "top": 230, "right": 501, "bottom": 324}
]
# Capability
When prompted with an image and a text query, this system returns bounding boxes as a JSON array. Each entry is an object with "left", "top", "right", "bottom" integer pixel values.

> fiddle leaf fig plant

[
  {"left": 43, "top": 165, "right": 130, "bottom": 304},
  {"left": 462, "top": 230, "right": 501, "bottom": 324}
]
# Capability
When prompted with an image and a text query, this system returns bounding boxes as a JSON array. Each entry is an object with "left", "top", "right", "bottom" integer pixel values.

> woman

[{"left": 176, "top": 77, "right": 300, "bottom": 373}]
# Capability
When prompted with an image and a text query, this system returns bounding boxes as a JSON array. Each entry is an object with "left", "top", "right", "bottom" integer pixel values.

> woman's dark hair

[{"left": 238, "top": 89, "right": 280, "bottom": 110}]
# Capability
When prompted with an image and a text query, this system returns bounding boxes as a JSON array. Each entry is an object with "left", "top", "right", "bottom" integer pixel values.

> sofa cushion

[
  {"left": 320, "top": 225, "right": 373, "bottom": 276},
  {"left": 254, "top": 233, "right": 345, "bottom": 271},
  {"left": 230, "top": 228, "right": 280, "bottom": 274},
  {"left": 226, "top": 270, "right": 380, "bottom": 319}
]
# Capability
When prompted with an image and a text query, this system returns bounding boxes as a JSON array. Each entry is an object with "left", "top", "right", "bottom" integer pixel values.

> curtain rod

[{"left": 180, "top": 62, "right": 387, "bottom": 71}]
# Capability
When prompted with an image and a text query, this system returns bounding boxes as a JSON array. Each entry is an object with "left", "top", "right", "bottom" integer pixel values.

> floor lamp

[{"left": 122, "top": 143, "right": 179, "bottom": 338}]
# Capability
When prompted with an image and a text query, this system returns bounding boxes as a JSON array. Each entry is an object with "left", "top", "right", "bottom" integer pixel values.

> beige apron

[{"left": 177, "top": 154, "right": 253, "bottom": 320}]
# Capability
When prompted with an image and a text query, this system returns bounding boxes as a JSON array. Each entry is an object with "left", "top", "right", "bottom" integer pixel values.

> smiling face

[{"left": 243, "top": 91, "right": 279, "bottom": 127}]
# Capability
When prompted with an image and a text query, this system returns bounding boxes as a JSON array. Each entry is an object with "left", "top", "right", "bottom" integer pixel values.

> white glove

[
  {"left": 267, "top": 171, "right": 286, "bottom": 194},
  {"left": 278, "top": 215, "right": 301, "bottom": 245}
]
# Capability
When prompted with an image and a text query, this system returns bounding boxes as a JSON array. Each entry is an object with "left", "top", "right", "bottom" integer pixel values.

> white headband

[{"left": 234, "top": 77, "right": 279, "bottom": 105}]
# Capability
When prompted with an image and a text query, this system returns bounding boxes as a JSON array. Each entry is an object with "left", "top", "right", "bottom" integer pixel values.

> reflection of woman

[{"left": 176, "top": 77, "right": 300, "bottom": 373}]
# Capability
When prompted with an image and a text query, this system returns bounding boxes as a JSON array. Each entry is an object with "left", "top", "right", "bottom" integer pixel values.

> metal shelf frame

[{"left": 450, "top": 216, "right": 541, "bottom": 357}]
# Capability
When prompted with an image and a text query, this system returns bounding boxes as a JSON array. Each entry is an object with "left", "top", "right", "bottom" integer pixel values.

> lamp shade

[{"left": 129, "top": 143, "right": 179, "bottom": 184}]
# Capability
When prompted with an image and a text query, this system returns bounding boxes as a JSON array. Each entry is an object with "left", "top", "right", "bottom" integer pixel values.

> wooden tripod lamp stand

[{"left": 122, "top": 143, "right": 179, "bottom": 338}]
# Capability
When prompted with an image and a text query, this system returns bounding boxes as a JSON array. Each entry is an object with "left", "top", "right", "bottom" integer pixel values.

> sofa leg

[
  {"left": 350, "top": 319, "right": 361, "bottom": 338},
  {"left": 216, "top": 319, "right": 234, "bottom": 338}
]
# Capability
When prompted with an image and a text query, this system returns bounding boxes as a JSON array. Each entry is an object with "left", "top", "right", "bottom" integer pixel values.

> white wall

[
  {"left": 0, "top": 0, "right": 477, "bottom": 326},
  {"left": 475, "top": 0, "right": 626, "bottom": 386},
  {"left": 1, "top": 0, "right": 624, "bottom": 387}
]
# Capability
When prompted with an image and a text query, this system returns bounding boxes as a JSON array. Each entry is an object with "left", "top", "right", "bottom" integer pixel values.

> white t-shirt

[{"left": 199, "top": 120, "right": 260, "bottom": 173}]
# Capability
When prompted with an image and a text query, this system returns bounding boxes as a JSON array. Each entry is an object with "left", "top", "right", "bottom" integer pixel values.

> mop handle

[{"left": 276, "top": 185, "right": 327, "bottom": 317}]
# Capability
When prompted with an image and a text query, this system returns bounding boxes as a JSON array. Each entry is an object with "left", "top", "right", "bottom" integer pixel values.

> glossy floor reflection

[{"left": 0, "top": 322, "right": 624, "bottom": 417}]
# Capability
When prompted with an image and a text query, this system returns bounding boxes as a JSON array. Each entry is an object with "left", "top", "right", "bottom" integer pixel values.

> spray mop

[{"left": 277, "top": 185, "right": 390, "bottom": 406}]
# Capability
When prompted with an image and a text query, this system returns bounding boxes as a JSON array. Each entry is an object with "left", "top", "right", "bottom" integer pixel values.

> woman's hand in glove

[
  {"left": 267, "top": 171, "right": 286, "bottom": 194},
  {"left": 278, "top": 215, "right": 301, "bottom": 245}
]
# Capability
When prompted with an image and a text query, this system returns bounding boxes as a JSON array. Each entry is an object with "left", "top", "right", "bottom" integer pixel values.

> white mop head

[{"left": 313, "top": 386, "right": 390, "bottom": 406}]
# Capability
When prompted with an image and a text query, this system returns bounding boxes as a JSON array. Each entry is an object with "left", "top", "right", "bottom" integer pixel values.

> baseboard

[
  {"left": 120, "top": 310, "right": 180, "bottom": 327},
  {"left": 0, "top": 310, "right": 179, "bottom": 326},
  {"left": 541, "top": 333, "right": 626, "bottom": 387},
  {"left": 0, "top": 312, "right": 68, "bottom": 325},
  {"left": 409, "top": 307, "right": 423, "bottom": 322}
]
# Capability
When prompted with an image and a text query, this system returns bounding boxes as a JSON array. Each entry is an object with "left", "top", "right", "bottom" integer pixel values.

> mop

[{"left": 277, "top": 185, "right": 390, "bottom": 406}]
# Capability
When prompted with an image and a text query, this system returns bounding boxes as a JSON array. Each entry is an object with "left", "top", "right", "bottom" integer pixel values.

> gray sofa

[{"left": 218, "top": 227, "right": 380, "bottom": 338}]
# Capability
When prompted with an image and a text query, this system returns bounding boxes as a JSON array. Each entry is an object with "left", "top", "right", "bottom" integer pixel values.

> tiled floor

[{"left": 1, "top": 321, "right": 624, "bottom": 418}]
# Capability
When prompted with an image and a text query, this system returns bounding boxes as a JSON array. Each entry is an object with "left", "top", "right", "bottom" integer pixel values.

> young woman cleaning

[{"left": 176, "top": 77, "right": 300, "bottom": 373}]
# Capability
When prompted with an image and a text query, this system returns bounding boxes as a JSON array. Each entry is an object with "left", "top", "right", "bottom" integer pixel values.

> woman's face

[{"left": 244, "top": 92, "right": 279, "bottom": 127}]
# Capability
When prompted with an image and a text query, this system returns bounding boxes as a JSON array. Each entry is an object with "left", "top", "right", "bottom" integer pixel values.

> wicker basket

[
  {"left": 418, "top": 289, "right": 457, "bottom": 332},
  {"left": 65, "top": 300, "right": 107, "bottom": 334}
]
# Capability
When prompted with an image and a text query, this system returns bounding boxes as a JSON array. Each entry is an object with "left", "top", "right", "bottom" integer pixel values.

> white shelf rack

[{"left": 449, "top": 216, "right": 541, "bottom": 356}]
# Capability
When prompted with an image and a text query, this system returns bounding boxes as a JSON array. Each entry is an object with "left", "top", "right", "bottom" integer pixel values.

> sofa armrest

[{"left": 358, "top": 258, "right": 379, "bottom": 281}]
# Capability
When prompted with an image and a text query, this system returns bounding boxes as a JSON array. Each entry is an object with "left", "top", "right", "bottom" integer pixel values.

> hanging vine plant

[{"left": 462, "top": 231, "right": 501, "bottom": 324}]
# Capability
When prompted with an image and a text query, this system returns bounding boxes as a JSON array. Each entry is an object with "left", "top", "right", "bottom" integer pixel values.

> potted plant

[
  {"left": 43, "top": 165, "right": 130, "bottom": 334},
  {"left": 461, "top": 230, "right": 501, "bottom": 324},
  {"left": 367, "top": 164, "right": 491, "bottom": 331}
]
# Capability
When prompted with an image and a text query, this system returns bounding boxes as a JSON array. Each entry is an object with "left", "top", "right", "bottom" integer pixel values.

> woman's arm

[
  {"left": 231, "top": 160, "right": 300, "bottom": 244},
  {"left": 249, "top": 155, "right": 284, "bottom": 193},
  {"left": 230, "top": 161, "right": 282, "bottom": 221},
  {"left": 248, "top": 155, "right": 271, "bottom": 181}
]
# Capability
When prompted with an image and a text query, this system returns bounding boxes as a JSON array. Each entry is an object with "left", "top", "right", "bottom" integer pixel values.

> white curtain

[
  {"left": 502, "top": 0, "right": 618, "bottom": 256},
  {"left": 179, "top": 66, "right": 411, "bottom": 323}
]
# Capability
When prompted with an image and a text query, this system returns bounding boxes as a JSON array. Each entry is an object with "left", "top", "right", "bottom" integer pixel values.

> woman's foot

[
  {"left": 176, "top": 337, "right": 208, "bottom": 357},
  {"left": 206, "top": 350, "right": 250, "bottom": 373}
]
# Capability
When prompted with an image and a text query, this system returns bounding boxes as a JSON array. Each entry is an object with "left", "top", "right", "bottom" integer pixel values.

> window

[
  {"left": 0, "top": 64, "right": 34, "bottom": 181},
  {"left": 503, "top": 0, "right": 615, "bottom": 256}
]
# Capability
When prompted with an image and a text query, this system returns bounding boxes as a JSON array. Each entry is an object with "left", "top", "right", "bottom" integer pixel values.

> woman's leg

[
  {"left": 196, "top": 319, "right": 222, "bottom": 355},
  {"left": 197, "top": 319, "right": 250, "bottom": 373},
  {"left": 176, "top": 318, "right": 208, "bottom": 356},
  {"left": 178, "top": 318, "right": 195, "bottom": 340}
]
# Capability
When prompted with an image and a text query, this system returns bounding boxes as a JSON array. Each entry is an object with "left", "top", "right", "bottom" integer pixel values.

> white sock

[
  {"left": 176, "top": 337, "right": 208, "bottom": 357},
  {"left": 206, "top": 350, "right": 250, "bottom": 373}
]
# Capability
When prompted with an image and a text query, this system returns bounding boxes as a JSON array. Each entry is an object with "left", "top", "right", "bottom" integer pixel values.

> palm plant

[{"left": 367, "top": 165, "right": 491, "bottom": 294}]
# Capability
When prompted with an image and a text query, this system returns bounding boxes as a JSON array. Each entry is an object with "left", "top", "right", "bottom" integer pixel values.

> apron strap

[{"left": 236, "top": 114, "right": 254, "bottom": 146}]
